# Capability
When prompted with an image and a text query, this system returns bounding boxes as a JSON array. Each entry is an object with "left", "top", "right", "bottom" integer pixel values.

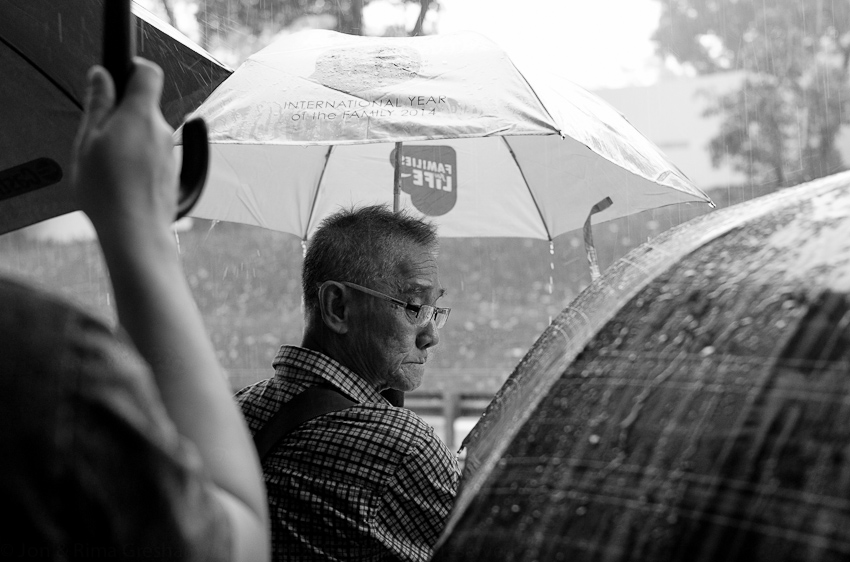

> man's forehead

[
  {"left": 389, "top": 243, "right": 442, "bottom": 293},
  {"left": 395, "top": 245, "right": 437, "bottom": 273},
  {"left": 403, "top": 278, "right": 445, "bottom": 297},
  {"left": 397, "top": 260, "right": 443, "bottom": 296}
]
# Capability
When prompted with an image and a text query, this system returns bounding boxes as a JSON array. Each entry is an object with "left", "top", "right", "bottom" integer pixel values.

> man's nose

[{"left": 417, "top": 318, "right": 440, "bottom": 349}]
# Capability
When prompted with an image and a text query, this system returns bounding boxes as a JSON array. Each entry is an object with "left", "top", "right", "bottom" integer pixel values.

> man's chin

[{"left": 395, "top": 364, "right": 425, "bottom": 391}]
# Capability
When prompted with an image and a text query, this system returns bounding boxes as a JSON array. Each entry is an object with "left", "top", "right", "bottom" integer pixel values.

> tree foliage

[
  {"left": 653, "top": 0, "right": 850, "bottom": 187},
  {"left": 194, "top": 0, "right": 433, "bottom": 55}
]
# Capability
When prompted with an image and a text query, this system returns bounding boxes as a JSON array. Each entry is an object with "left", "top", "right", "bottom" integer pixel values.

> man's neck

[{"left": 300, "top": 328, "right": 386, "bottom": 392}]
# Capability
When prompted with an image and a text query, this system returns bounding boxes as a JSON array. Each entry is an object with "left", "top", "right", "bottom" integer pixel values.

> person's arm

[
  {"left": 380, "top": 415, "right": 460, "bottom": 559},
  {"left": 72, "top": 60, "right": 268, "bottom": 562}
]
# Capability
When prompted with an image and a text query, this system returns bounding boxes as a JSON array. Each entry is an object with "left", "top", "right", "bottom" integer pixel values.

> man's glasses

[{"left": 340, "top": 281, "right": 450, "bottom": 329}]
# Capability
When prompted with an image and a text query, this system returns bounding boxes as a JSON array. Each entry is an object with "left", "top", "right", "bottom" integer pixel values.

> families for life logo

[{"left": 390, "top": 146, "right": 457, "bottom": 217}]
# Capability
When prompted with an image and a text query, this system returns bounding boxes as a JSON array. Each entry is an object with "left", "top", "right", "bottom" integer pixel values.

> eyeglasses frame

[{"left": 339, "top": 281, "right": 450, "bottom": 328}]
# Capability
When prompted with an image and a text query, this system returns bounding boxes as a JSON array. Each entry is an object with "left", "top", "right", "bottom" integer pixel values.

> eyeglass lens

[{"left": 410, "top": 305, "right": 449, "bottom": 329}]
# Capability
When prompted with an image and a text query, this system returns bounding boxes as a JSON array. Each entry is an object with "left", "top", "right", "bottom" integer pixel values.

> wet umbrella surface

[
  {"left": 0, "top": 0, "right": 231, "bottom": 234},
  {"left": 434, "top": 171, "right": 850, "bottom": 561}
]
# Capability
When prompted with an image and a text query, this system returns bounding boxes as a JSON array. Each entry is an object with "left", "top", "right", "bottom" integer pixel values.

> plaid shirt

[{"left": 235, "top": 346, "right": 460, "bottom": 561}]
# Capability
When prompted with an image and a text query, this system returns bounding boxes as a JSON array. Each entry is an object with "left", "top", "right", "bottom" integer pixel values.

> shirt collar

[{"left": 272, "top": 345, "right": 388, "bottom": 405}]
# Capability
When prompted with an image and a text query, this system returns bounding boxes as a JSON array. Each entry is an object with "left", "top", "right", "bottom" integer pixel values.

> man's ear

[{"left": 317, "top": 281, "right": 350, "bottom": 335}]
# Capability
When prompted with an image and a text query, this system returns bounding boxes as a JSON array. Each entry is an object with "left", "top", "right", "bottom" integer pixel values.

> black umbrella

[
  {"left": 435, "top": 171, "right": 850, "bottom": 561},
  {"left": 0, "top": 0, "right": 231, "bottom": 234}
]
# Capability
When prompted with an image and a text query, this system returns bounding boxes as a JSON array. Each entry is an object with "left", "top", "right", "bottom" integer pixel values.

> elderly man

[{"left": 236, "top": 205, "right": 459, "bottom": 561}]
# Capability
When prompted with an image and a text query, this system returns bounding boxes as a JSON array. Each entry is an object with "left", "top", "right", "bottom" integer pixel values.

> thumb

[{"left": 123, "top": 58, "right": 165, "bottom": 112}]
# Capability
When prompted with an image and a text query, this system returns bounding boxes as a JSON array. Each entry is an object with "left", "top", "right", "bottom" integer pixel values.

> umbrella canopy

[
  {"left": 433, "top": 170, "right": 850, "bottom": 561},
  {"left": 186, "top": 30, "right": 713, "bottom": 240},
  {"left": 0, "top": 0, "right": 231, "bottom": 235}
]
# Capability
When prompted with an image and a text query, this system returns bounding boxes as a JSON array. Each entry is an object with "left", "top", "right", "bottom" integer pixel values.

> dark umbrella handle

[
  {"left": 176, "top": 118, "right": 209, "bottom": 218},
  {"left": 102, "top": 0, "right": 134, "bottom": 102},
  {"left": 102, "top": 0, "right": 208, "bottom": 220}
]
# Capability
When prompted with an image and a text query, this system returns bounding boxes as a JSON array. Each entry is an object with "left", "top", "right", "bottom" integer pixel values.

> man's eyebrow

[{"left": 404, "top": 283, "right": 446, "bottom": 300}]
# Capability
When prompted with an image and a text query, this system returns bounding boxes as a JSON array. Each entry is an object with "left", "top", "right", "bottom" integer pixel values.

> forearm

[
  {"left": 74, "top": 60, "right": 269, "bottom": 561},
  {"left": 98, "top": 226, "right": 267, "bottom": 523}
]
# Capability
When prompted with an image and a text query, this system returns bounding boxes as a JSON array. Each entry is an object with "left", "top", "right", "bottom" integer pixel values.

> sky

[{"left": 365, "top": 0, "right": 664, "bottom": 90}]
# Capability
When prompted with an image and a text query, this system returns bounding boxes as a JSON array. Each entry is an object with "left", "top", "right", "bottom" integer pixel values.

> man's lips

[{"left": 403, "top": 358, "right": 427, "bottom": 365}]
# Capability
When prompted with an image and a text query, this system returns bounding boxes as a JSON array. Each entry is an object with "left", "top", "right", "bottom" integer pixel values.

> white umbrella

[{"left": 183, "top": 30, "right": 713, "bottom": 242}]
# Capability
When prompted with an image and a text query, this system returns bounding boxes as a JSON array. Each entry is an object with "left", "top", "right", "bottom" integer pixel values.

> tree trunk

[
  {"left": 350, "top": 0, "right": 363, "bottom": 35},
  {"left": 411, "top": 0, "right": 432, "bottom": 36},
  {"left": 338, "top": 0, "right": 364, "bottom": 35},
  {"left": 773, "top": 159, "right": 786, "bottom": 187},
  {"left": 196, "top": 1, "right": 211, "bottom": 50},
  {"left": 160, "top": 0, "right": 177, "bottom": 28}
]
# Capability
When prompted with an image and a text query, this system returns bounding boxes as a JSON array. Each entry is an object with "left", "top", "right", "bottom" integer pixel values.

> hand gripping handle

[{"left": 102, "top": 0, "right": 208, "bottom": 220}]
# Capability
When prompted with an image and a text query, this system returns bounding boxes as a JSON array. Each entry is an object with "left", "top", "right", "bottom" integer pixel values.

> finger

[
  {"left": 81, "top": 65, "right": 115, "bottom": 131},
  {"left": 124, "top": 58, "right": 165, "bottom": 111}
]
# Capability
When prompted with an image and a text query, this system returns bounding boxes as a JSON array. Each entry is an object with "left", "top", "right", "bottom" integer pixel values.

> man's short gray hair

[{"left": 301, "top": 205, "right": 438, "bottom": 315}]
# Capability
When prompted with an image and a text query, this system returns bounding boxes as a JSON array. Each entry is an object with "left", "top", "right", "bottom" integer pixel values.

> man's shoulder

[
  {"left": 337, "top": 403, "right": 451, "bottom": 454},
  {"left": 234, "top": 376, "right": 274, "bottom": 401},
  {"left": 333, "top": 404, "right": 460, "bottom": 486},
  {"left": 353, "top": 401, "right": 430, "bottom": 426},
  {"left": 234, "top": 377, "right": 283, "bottom": 430}
]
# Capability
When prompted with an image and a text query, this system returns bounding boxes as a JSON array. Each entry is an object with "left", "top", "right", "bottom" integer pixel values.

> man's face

[{"left": 346, "top": 245, "right": 444, "bottom": 392}]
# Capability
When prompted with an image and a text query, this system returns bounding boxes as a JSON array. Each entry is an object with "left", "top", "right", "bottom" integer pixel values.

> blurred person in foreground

[
  {"left": 236, "top": 205, "right": 460, "bottom": 561},
  {"left": 0, "top": 60, "right": 268, "bottom": 561}
]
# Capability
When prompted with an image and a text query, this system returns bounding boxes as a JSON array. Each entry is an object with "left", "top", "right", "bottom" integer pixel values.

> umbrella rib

[
  {"left": 501, "top": 137, "right": 552, "bottom": 241},
  {"left": 304, "top": 145, "right": 335, "bottom": 239},
  {"left": 508, "top": 60, "right": 559, "bottom": 129},
  {"left": 1, "top": 35, "right": 83, "bottom": 111}
]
